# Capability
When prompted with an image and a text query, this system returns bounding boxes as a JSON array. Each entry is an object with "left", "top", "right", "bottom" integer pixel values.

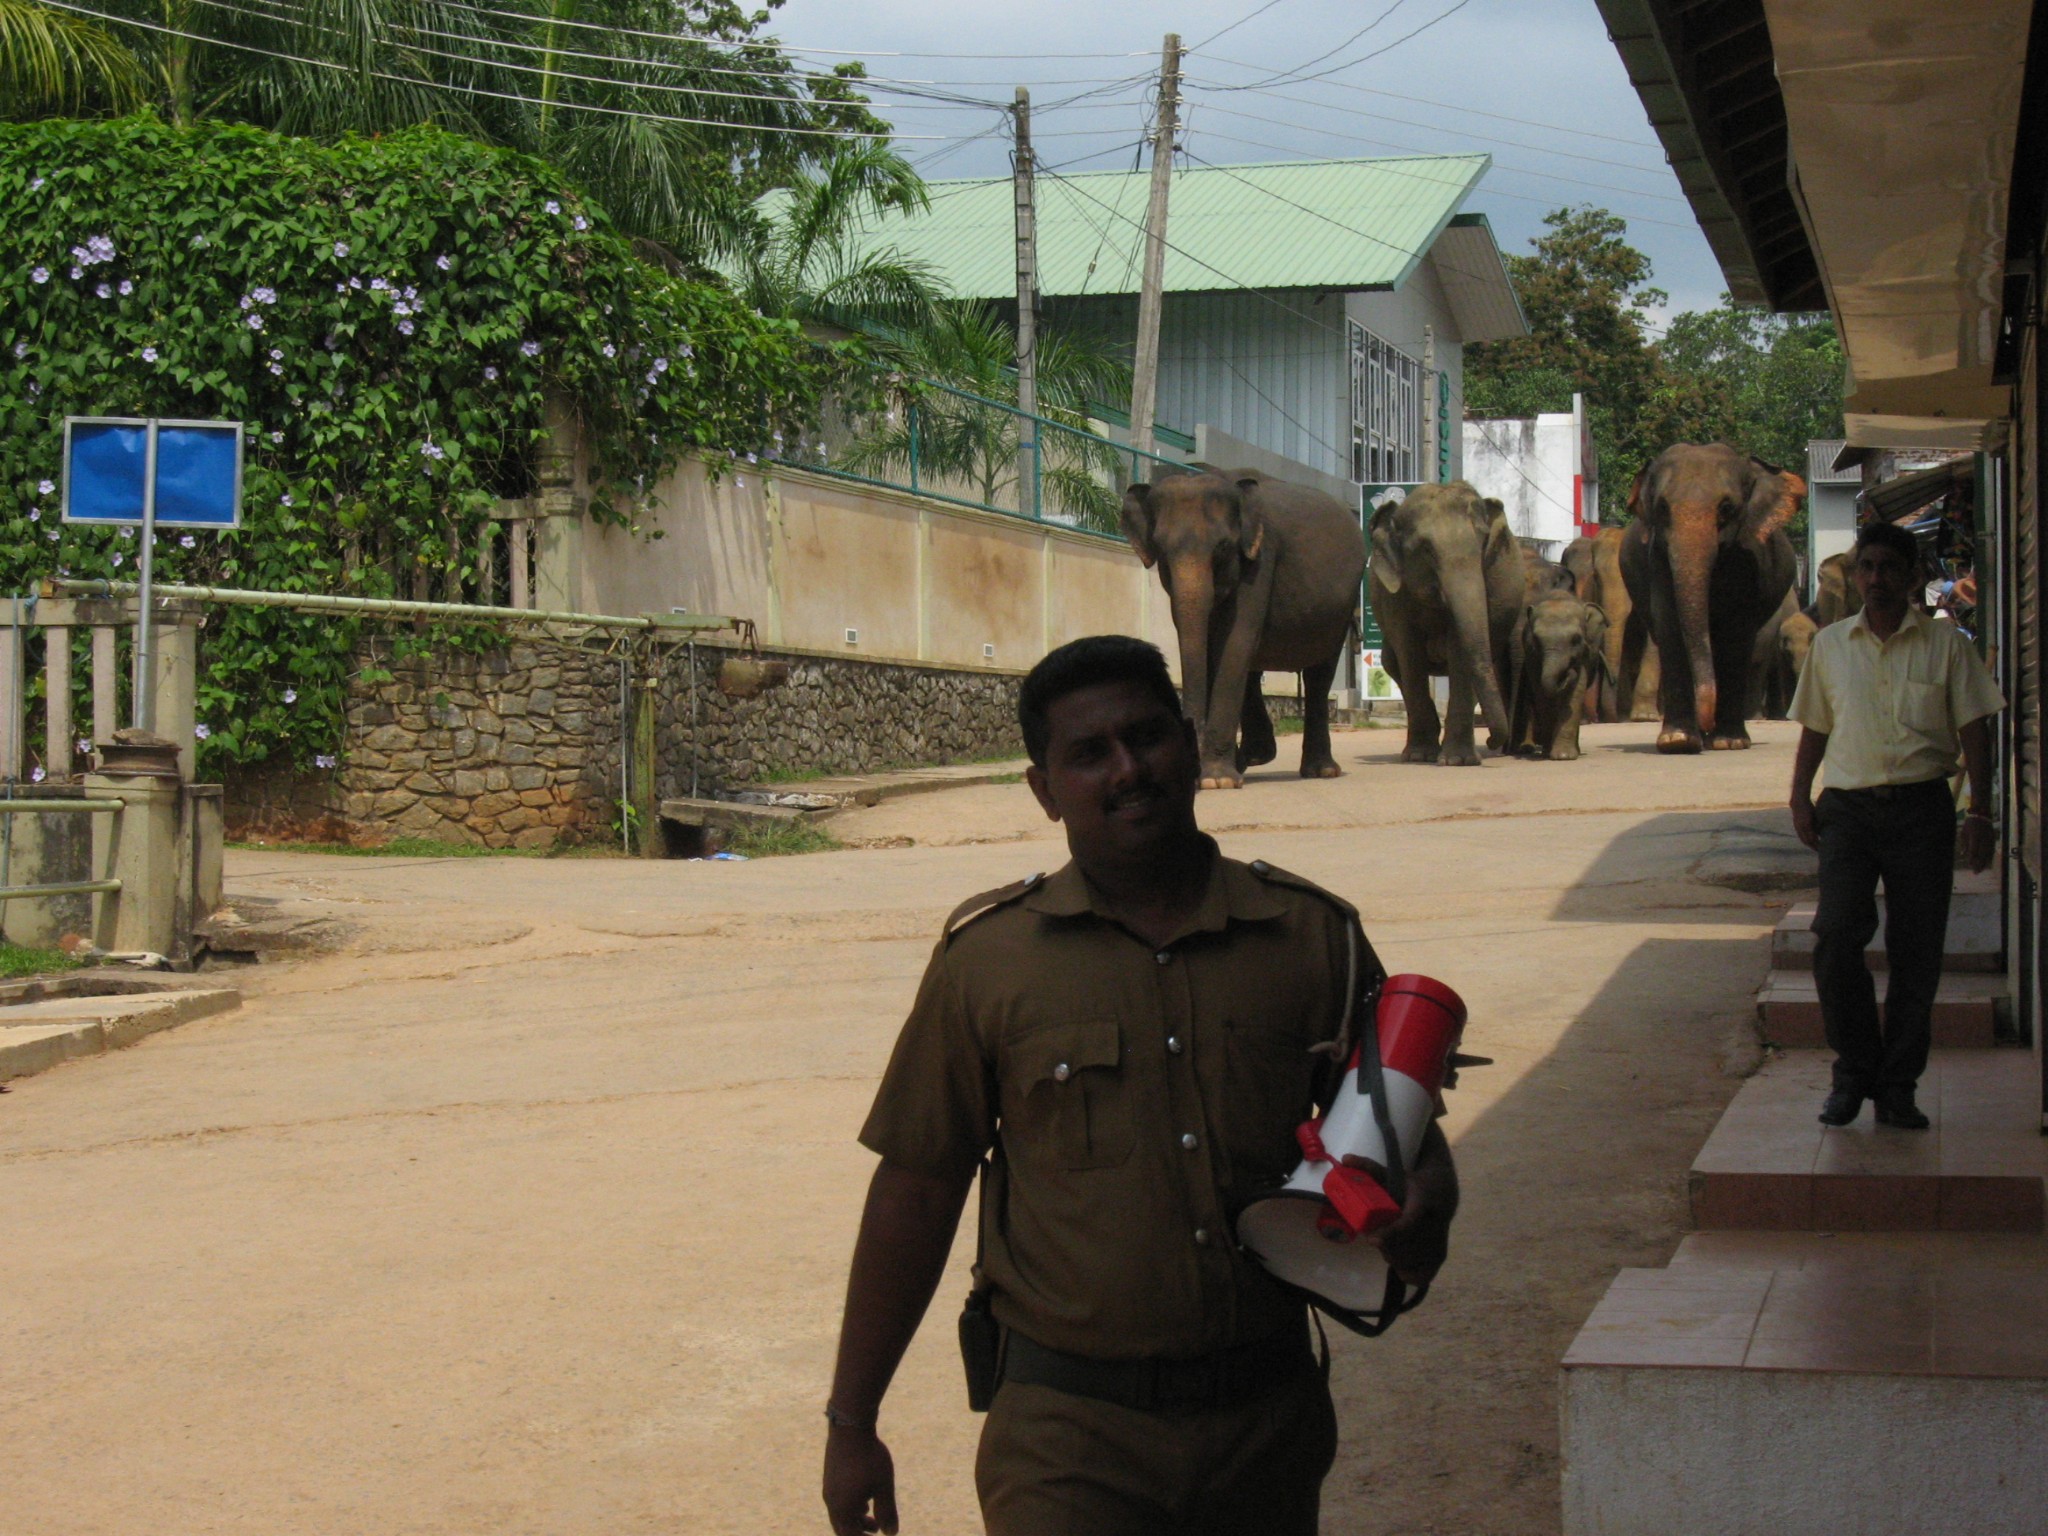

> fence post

[
  {"left": 632, "top": 674, "right": 659, "bottom": 858},
  {"left": 0, "top": 597, "right": 20, "bottom": 783},
  {"left": 45, "top": 622, "right": 71, "bottom": 780},
  {"left": 91, "top": 624, "right": 118, "bottom": 745}
]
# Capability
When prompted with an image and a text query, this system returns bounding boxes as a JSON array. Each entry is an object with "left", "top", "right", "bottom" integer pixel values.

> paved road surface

[{"left": 1, "top": 722, "right": 1808, "bottom": 1535}]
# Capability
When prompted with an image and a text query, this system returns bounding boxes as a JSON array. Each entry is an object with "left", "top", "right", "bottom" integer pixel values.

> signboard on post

[
  {"left": 1359, "top": 483, "right": 1422, "bottom": 698},
  {"left": 62, "top": 417, "right": 241, "bottom": 731}
]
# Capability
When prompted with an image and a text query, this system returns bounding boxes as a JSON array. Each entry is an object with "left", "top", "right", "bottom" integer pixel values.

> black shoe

[
  {"left": 1875, "top": 1093, "right": 1931, "bottom": 1130},
  {"left": 1818, "top": 1086, "right": 1865, "bottom": 1127}
]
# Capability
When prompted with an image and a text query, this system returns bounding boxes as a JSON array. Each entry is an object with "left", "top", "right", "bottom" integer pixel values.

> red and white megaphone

[{"left": 1236, "top": 974, "right": 1470, "bottom": 1334}]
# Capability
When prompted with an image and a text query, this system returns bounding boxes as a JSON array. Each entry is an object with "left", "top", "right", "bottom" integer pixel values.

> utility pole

[
  {"left": 1128, "top": 31, "right": 1182, "bottom": 466},
  {"left": 1012, "top": 87, "right": 1040, "bottom": 518}
]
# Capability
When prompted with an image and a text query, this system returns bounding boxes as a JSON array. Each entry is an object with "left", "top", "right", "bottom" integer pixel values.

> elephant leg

[
  {"left": 1551, "top": 676, "right": 1588, "bottom": 761},
  {"left": 1298, "top": 657, "right": 1342, "bottom": 778},
  {"left": 1654, "top": 637, "right": 1702, "bottom": 753},
  {"left": 1440, "top": 665, "right": 1482, "bottom": 767},
  {"left": 1387, "top": 624, "right": 1441, "bottom": 763},
  {"left": 1707, "top": 629, "right": 1756, "bottom": 750},
  {"left": 1238, "top": 673, "right": 1278, "bottom": 771},
  {"left": 1616, "top": 612, "right": 1646, "bottom": 728},
  {"left": 1198, "top": 592, "right": 1268, "bottom": 789}
]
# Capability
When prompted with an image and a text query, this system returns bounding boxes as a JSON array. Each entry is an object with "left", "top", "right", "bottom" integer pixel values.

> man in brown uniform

[{"left": 822, "top": 636, "right": 1459, "bottom": 1536}]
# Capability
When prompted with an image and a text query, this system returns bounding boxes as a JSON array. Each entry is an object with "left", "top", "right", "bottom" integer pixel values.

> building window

[{"left": 1350, "top": 322, "right": 1423, "bottom": 484}]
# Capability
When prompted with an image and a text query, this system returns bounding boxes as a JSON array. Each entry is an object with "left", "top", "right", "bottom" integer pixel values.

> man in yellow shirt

[{"left": 1788, "top": 522, "right": 2003, "bottom": 1129}]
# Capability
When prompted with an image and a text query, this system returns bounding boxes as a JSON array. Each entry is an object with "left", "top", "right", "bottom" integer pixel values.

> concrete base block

[{"left": 1562, "top": 1365, "right": 2048, "bottom": 1535}]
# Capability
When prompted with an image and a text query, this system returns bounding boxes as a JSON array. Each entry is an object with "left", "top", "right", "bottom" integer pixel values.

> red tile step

[
  {"left": 1756, "top": 968, "right": 2002, "bottom": 1048},
  {"left": 1688, "top": 1050, "right": 2044, "bottom": 1233}
]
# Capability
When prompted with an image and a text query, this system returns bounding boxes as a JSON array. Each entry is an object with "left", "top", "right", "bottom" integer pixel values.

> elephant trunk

[
  {"left": 1169, "top": 557, "right": 1215, "bottom": 737},
  {"left": 1668, "top": 512, "right": 1720, "bottom": 733},
  {"left": 1446, "top": 563, "right": 1511, "bottom": 742}
]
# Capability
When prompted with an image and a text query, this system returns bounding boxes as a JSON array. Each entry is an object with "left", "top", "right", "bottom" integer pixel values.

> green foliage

[
  {"left": 0, "top": 939, "right": 79, "bottom": 977},
  {"left": 0, "top": 116, "right": 843, "bottom": 774},
  {"left": 1466, "top": 205, "right": 1846, "bottom": 504},
  {"left": 721, "top": 818, "right": 840, "bottom": 857}
]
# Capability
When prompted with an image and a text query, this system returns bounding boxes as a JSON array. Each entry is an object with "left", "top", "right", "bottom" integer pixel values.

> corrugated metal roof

[
  {"left": 849, "top": 154, "right": 1495, "bottom": 300},
  {"left": 1430, "top": 214, "right": 1528, "bottom": 343}
]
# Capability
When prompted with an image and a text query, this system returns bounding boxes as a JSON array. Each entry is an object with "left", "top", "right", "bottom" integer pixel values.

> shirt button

[
  {"left": 1167, "top": 1036, "right": 1183, "bottom": 1054},
  {"left": 1155, "top": 950, "right": 1172, "bottom": 965},
  {"left": 1181, "top": 1133, "right": 1198, "bottom": 1151},
  {"left": 1193, "top": 1228, "right": 1210, "bottom": 1245},
  {"left": 1053, "top": 1063, "right": 1070, "bottom": 1082}
]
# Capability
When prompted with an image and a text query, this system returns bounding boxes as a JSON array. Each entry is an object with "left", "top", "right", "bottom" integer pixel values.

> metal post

[
  {"left": 1129, "top": 32, "right": 1182, "bottom": 462},
  {"left": 1013, "top": 86, "right": 1040, "bottom": 518},
  {"left": 132, "top": 419, "right": 159, "bottom": 730}
]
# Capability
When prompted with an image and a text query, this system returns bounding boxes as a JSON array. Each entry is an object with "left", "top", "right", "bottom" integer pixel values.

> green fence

[{"left": 771, "top": 377, "right": 1189, "bottom": 538}]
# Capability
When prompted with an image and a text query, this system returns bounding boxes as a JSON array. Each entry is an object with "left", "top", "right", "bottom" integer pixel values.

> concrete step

[
  {"left": 1770, "top": 887, "right": 2003, "bottom": 973},
  {"left": 1756, "top": 968, "right": 2003, "bottom": 1048},
  {"left": 1689, "top": 1049, "right": 2045, "bottom": 1233},
  {"left": 1561, "top": 1232, "right": 2048, "bottom": 1534},
  {"left": 0, "top": 979, "right": 241, "bottom": 1083}
]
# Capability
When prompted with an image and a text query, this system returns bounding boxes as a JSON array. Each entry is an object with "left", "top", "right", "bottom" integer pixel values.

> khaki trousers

[{"left": 974, "top": 1367, "right": 1338, "bottom": 1536}]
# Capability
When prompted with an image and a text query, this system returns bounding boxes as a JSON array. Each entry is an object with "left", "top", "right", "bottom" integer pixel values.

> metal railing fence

[{"left": 772, "top": 375, "right": 1190, "bottom": 536}]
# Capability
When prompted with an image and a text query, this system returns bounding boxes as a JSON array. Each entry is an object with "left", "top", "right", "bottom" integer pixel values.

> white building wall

[{"left": 1462, "top": 413, "right": 1580, "bottom": 556}]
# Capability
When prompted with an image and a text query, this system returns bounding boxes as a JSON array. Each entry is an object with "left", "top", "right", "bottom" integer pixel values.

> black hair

[
  {"left": 1853, "top": 519, "right": 1920, "bottom": 568},
  {"left": 1018, "top": 635, "right": 1183, "bottom": 767}
]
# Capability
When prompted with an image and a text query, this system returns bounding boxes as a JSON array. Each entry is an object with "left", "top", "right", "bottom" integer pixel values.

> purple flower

[
  {"left": 482, "top": 366, "right": 498, "bottom": 381},
  {"left": 283, "top": 688, "right": 298, "bottom": 705},
  {"left": 69, "top": 266, "right": 82, "bottom": 280},
  {"left": 268, "top": 362, "right": 284, "bottom": 375},
  {"left": 398, "top": 320, "right": 414, "bottom": 336},
  {"left": 141, "top": 345, "right": 158, "bottom": 362},
  {"left": 269, "top": 348, "right": 283, "bottom": 361},
  {"left": 95, "top": 282, "right": 111, "bottom": 299},
  {"left": 37, "top": 479, "right": 54, "bottom": 495},
  {"left": 28, "top": 509, "right": 38, "bottom": 522},
  {"left": 280, "top": 493, "right": 293, "bottom": 507},
  {"left": 180, "top": 533, "right": 196, "bottom": 549},
  {"left": 544, "top": 199, "right": 561, "bottom": 215},
  {"left": 46, "top": 530, "right": 58, "bottom": 542},
  {"left": 370, "top": 277, "right": 389, "bottom": 292},
  {"left": 76, "top": 737, "right": 90, "bottom": 756},
  {"left": 111, "top": 552, "right": 124, "bottom": 567},
  {"left": 435, "top": 254, "right": 451, "bottom": 271},
  {"left": 30, "top": 176, "right": 44, "bottom": 190},
  {"left": 194, "top": 724, "right": 211, "bottom": 740},
  {"left": 247, "top": 314, "right": 265, "bottom": 331},
  {"left": 573, "top": 215, "right": 589, "bottom": 232},
  {"left": 680, "top": 344, "right": 694, "bottom": 359},
  {"left": 270, "top": 431, "right": 284, "bottom": 444},
  {"left": 602, "top": 343, "right": 616, "bottom": 359},
  {"left": 252, "top": 286, "right": 277, "bottom": 304},
  {"left": 654, "top": 356, "right": 669, "bottom": 372},
  {"left": 349, "top": 276, "right": 362, "bottom": 289},
  {"left": 315, "top": 753, "right": 337, "bottom": 769},
  {"left": 118, "top": 279, "right": 132, "bottom": 296},
  {"left": 30, "top": 766, "right": 44, "bottom": 784},
  {"left": 119, "top": 527, "right": 132, "bottom": 540},
  {"left": 30, "top": 266, "right": 48, "bottom": 284},
  {"left": 419, "top": 440, "right": 445, "bottom": 461},
  {"left": 333, "top": 241, "right": 349, "bottom": 259},
  {"left": 336, "top": 281, "right": 348, "bottom": 294},
  {"left": 240, "top": 295, "right": 253, "bottom": 310},
  {"left": 12, "top": 341, "right": 25, "bottom": 359},
  {"left": 521, "top": 340, "right": 541, "bottom": 357}
]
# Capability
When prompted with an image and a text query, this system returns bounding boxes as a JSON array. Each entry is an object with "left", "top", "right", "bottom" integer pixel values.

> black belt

[
  {"left": 1000, "top": 1322, "right": 1314, "bottom": 1413},
  {"left": 1831, "top": 779, "right": 1949, "bottom": 802}
]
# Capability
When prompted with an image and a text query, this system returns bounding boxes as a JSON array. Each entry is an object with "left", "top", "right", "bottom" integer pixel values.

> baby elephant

[{"left": 1509, "top": 590, "right": 1612, "bottom": 761}]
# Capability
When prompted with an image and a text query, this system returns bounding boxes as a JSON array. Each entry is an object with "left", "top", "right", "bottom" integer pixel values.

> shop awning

[{"left": 1863, "top": 456, "right": 1974, "bottom": 522}]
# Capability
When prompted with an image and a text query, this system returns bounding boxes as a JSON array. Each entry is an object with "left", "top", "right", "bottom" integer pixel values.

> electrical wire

[
  {"left": 1186, "top": 0, "right": 1299, "bottom": 54},
  {"left": 43, "top": 0, "right": 942, "bottom": 136},
  {"left": 1469, "top": 420, "right": 1580, "bottom": 519},
  {"left": 1196, "top": 0, "right": 1477, "bottom": 91},
  {"left": 1189, "top": 71, "right": 1664, "bottom": 151}
]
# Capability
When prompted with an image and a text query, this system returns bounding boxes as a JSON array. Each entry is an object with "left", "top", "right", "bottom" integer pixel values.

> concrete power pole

[
  {"left": 1128, "top": 32, "right": 1182, "bottom": 465},
  {"left": 1012, "top": 87, "right": 1040, "bottom": 517}
]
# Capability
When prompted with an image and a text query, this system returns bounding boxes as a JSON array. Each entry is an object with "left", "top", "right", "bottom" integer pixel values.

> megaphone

[{"left": 1236, "top": 974, "right": 1471, "bottom": 1335}]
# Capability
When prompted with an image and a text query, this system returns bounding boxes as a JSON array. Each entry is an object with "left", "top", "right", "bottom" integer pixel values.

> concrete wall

[
  {"left": 540, "top": 458, "right": 1175, "bottom": 677},
  {"left": 1463, "top": 413, "right": 1582, "bottom": 555},
  {"left": 1808, "top": 482, "right": 1859, "bottom": 600}
]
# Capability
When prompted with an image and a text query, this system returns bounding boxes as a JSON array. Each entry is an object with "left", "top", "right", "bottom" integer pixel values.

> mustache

[{"left": 1105, "top": 782, "right": 1165, "bottom": 812}]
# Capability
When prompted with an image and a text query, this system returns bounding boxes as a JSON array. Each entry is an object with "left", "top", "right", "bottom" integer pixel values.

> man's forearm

[
  {"left": 828, "top": 1159, "right": 974, "bottom": 1422},
  {"left": 1961, "top": 718, "right": 1994, "bottom": 816},
  {"left": 1790, "top": 727, "right": 1828, "bottom": 804}
]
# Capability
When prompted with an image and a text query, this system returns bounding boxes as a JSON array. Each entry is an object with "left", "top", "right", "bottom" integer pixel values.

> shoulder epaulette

[
  {"left": 941, "top": 873, "right": 1045, "bottom": 941},
  {"left": 1244, "top": 858, "right": 1359, "bottom": 920}
]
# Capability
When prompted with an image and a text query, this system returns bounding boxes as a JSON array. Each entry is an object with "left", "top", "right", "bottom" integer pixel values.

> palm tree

[
  {"left": 0, "top": 0, "right": 143, "bottom": 114},
  {"left": 841, "top": 300, "right": 1135, "bottom": 531}
]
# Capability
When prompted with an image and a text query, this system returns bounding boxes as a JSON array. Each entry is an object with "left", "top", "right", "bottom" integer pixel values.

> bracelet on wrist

[{"left": 824, "top": 1403, "right": 876, "bottom": 1431}]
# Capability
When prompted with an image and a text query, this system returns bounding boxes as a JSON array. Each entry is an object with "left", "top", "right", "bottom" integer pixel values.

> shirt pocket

[
  {"left": 1897, "top": 679, "right": 1950, "bottom": 736},
  {"left": 1008, "top": 1019, "right": 1134, "bottom": 1171}
]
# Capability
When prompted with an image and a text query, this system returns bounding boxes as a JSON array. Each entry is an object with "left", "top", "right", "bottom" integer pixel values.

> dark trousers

[{"left": 1811, "top": 780, "right": 1957, "bottom": 1095}]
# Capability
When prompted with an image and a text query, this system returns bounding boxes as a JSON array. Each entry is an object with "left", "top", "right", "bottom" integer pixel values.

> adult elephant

[
  {"left": 1568, "top": 526, "right": 1660, "bottom": 722},
  {"left": 1619, "top": 444, "right": 1803, "bottom": 752},
  {"left": 1813, "top": 550, "right": 1863, "bottom": 626},
  {"left": 1368, "top": 481, "right": 1522, "bottom": 766},
  {"left": 1121, "top": 468, "right": 1365, "bottom": 789},
  {"left": 1747, "top": 587, "right": 1802, "bottom": 720}
]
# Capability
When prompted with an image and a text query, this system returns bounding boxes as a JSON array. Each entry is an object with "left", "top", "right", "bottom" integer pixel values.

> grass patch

[
  {"left": 722, "top": 820, "right": 842, "bottom": 858},
  {"left": 989, "top": 772, "right": 1024, "bottom": 784},
  {"left": 0, "top": 941, "right": 79, "bottom": 979}
]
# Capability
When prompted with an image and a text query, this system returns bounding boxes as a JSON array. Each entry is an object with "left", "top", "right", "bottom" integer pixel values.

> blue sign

[{"left": 63, "top": 417, "right": 242, "bottom": 529}]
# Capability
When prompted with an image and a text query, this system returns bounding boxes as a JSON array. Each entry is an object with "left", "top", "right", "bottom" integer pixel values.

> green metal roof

[{"left": 857, "top": 154, "right": 1495, "bottom": 300}]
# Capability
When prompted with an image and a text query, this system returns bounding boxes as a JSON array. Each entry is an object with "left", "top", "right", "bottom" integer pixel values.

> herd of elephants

[{"left": 1119, "top": 442, "right": 1847, "bottom": 788}]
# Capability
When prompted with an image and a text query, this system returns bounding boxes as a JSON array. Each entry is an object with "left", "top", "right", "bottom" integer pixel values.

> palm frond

[{"left": 0, "top": 0, "right": 144, "bottom": 116}]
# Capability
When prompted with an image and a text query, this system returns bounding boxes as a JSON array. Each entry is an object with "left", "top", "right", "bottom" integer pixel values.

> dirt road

[{"left": 1, "top": 722, "right": 1809, "bottom": 1535}]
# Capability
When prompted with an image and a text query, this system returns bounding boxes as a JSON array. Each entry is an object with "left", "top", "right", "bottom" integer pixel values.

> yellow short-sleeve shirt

[{"left": 1788, "top": 606, "right": 2003, "bottom": 791}]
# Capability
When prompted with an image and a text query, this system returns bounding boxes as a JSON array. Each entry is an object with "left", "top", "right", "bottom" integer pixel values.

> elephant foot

[
  {"left": 1299, "top": 756, "right": 1343, "bottom": 780},
  {"left": 1199, "top": 759, "right": 1245, "bottom": 790},
  {"left": 1547, "top": 745, "right": 1582, "bottom": 762},
  {"left": 1656, "top": 728, "right": 1703, "bottom": 755},
  {"left": 1402, "top": 744, "right": 1440, "bottom": 764},
  {"left": 1706, "top": 733, "right": 1751, "bottom": 751},
  {"left": 1439, "top": 744, "right": 1484, "bottom": 767}
]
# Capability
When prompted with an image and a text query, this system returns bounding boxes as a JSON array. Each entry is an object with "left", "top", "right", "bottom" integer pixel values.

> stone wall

[
  {"left": 651, "top": 646, "right": 1021, "bottom": 799},
  {"left": 220, "top": 637, "right": 1022, "bottom": 846}
]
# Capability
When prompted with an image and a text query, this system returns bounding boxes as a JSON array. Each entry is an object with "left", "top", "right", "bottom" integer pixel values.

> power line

[
  {"left": 1190, "top": 70, "right": 1664, "bottom": 151},
  {"left": 1187, "top": 0, "right": 1301, "bottom": 54},
  {"left": 1196, "top": 0, "right": 1477, "bottom": 91},
  {"left": 1202, "top": 0, "right": 1413, "bottom": 89},
  {"left": 42, "top": 0, "right": 944, "bottom": 136}
]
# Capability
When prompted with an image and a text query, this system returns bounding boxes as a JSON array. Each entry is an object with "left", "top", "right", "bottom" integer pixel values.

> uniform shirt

[
  {"left": 859, "top": 844, "right": 1369, "bottom": 1361},
  {"left": 1788, "top": 604, "right": 2004, "bottom": 791}
]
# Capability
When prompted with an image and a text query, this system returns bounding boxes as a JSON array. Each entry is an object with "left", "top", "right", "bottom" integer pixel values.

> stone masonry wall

[{"left": 221, "top": 638, "right": 1022, "bottom": 846}]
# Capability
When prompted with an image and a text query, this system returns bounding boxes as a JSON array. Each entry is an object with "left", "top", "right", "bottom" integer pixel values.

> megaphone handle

[{"left": 1352, "top": 977, "right": 1408, "bottom": 1209}]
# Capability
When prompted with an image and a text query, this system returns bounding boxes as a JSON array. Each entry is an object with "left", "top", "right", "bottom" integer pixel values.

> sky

[{"left": 764, "top": 0, "right": 1729, "bottom": 320}]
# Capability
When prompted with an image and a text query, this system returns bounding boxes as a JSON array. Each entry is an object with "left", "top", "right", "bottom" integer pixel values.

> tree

[
  {"left": 0, "top": 0, "right": 143, "bottom": 113},
  {"left": 1467, "top": 205, "right": 1847, "bottom": 510}
]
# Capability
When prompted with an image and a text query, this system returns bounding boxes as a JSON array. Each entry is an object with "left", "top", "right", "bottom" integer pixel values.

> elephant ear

[
  {"left": 1627, "top": 464, "right": 1650, "bottom": 520},
  {"left": 1235, "top": 477, "right": 1266, "bottom": 562},
  {"left": 1368, "top": 503, "right": 1403, "bottom": 593},
  {"left": 1480, "top": 496, "right": 1516, "bottom": 565},
  {"left": 1745, "top": 460, "right": 1806, "bottom": 543},
  {"left": 1119, "top": 483, "right": 1156, "bottom": 568}
]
